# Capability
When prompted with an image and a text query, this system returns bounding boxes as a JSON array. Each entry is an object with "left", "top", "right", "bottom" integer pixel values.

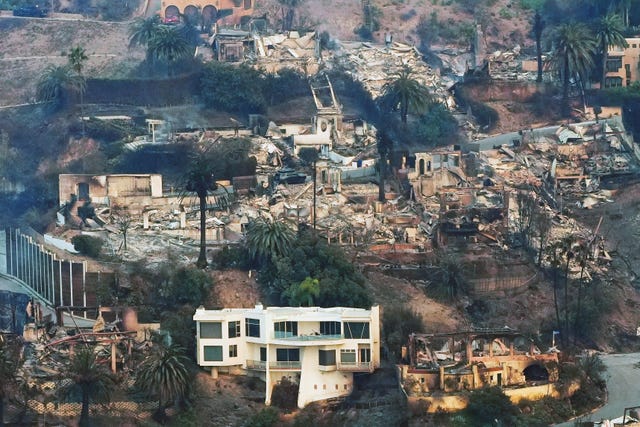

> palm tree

[
  {"left": 298, "top": 147, "right": 319, "bottom": 229},
  {"left": 596, "top": 14, "right": 628, "bottom": 89},
  {"left": 0, "top": 340, "right": 21, "bottom": 425},
  {"left": 551, "top": 23, "right": 597, "bottom": 116},
  {"left": 183, "top": 148, "right": 220, "bottom": 269},
  {"left": 533, "top": 12, "right": 546, "bottom": 83},
  {"left": 286, "top": 276, "right": 320, "bottom": 306},
  {"left": 435, "top": 251, "right": 467, "bottom": 300},
  {"left": 59, "top": 347, "right": 115, "bottom": 427},
  {"left": 68, "top": 45, "right": 88, "bottom": 77},
  {"left": 148, "top": 26, "right": 192, "bottom": 72},
  {"left": 36, "top": 65, "right": 85, "bottom": 107},
  {"left": 136, "top": 344, "right": 191, "bottom": 423},
  {"left": 68, "top": 45, "right": 88, "bottom": 130},
  {"left": 245, "top": 216, "right": 295, "bottom": 266},
  {"left": 128, "top": 15, "right": 162, "bottom": 57},
  {"left": 380, "top": 65, "right": 433, "bottom": 123}
]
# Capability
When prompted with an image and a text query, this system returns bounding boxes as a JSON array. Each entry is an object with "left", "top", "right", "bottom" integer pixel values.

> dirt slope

[
  {"left": 0, "top": 17, "right": 144, "bottom": 105},
  {"left": 259, "top": 0, "right": 533, "bottom": 49}
]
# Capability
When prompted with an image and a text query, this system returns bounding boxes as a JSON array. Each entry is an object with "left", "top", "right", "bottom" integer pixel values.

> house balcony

[
  {"left": 338, "top": 362, "right": 373, "bottom": 372},
  {"left": 246, "top": 360, "right": 266, "bottom": 371},
  {"left": 269, "top": 361, "right": 302, "bottom": 370},
  {"left": 273, "top": 333, "right": 343, "bottom": 342}
]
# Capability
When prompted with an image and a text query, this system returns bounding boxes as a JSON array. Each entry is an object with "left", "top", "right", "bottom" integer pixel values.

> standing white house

[{"left": 193, "top": 304, "right": 381, "bottom": 408}]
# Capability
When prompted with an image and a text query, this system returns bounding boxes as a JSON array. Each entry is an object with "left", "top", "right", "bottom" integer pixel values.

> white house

[{"left": 193, "top": 304, "right": 381, "bottom": 408}]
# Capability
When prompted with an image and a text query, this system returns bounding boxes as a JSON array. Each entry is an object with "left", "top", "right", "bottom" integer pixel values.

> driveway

[{"left": 554, "top": 352, "right": 640, "bottom": 426}]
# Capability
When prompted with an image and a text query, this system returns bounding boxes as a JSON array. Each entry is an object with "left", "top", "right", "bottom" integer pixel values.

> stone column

[
  {"left": 143, "top": 211, "right": 150, "bottom": 230},
  {"left": 179, "top": 211, "right": 186, "bottom": 229}
]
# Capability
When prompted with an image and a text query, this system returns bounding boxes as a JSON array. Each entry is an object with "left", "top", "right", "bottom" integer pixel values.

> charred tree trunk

[{"left": 197, "top": 192, "right": 208, "bottom": 268}]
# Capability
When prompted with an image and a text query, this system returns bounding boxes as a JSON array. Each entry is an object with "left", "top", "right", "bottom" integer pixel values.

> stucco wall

[{"left": 406, "top": 382, "right": 578, "bottom": 413}]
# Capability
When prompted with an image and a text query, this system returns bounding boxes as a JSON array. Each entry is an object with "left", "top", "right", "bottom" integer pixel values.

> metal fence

[{"left": 3, "top": 228, "right": 115, "bottom": 314}]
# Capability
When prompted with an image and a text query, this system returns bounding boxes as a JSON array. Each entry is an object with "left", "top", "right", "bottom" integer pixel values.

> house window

[
  {"left": 260, "top": 347, "right": 267, "bottom": 362},
  {"left": 344, "top": 322, "right": 370, "bottom": 339},
  {"left": 229, "top": 345, "right": 238, "bottom": 358},
  {"left": 244, "top": 0, "right": 252, "bottom": 9},
  {"left": 360, "top": 347, "right": 371, "bottom": 363},
  {"left": 605, "top": 77, "right": 623, "bottom": 88},
  {"left": 200, "top": 322, "right": 222, "bottom": 339},
  {"left": 203, "top": 345, "right": 223, "bottom": 361},
  {"left": 246, "top": 318, "right": 260, "bottom": 337},
  {"left": 228, "top": 321, "right": 241, "bottom": 338},
  {"left": 606, "top": 57, "right": 623, "bottom": 72},
  {"left": 633, "top": 44, "right": 637, "bottom": 48},
  {"left": 340, "top": 349, "right": 356, "bottom": 364},
  {"left": 276, "top": 348, "right": 300, "bottom": 362},
  {"left": 320, "top": 321, "right": 341, "bottom": 336},
  {"left": 274, "top": 321, "right": 298, "bottom": 338},
  {"left": 319, "top": 349, "right": 336, "bottom": 366}
]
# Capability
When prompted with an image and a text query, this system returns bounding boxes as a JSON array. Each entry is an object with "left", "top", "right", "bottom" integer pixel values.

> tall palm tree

[
  {"left": 245, "top": 216, "right": 295, "bottom": 266},
  {"left": 68, "top": 45, "right": 88, "bottom": 130},
  {"left": 128, "top": 15, "right": 162, "bottom": 56},
  {"left": 435, "top": 250, "right": 467, "bottom": 300},
  {"left": 36, "top": 64, "right": 86, "bottom": 107},
  {"left": 298, "top": 147, "right": 319, "bottom": 229},
  {"left": 148, "top": 26, "right": 192, "bottom": 69},
  {"left": 183, "top": 147, "right": 220, "bottom": 269},
  {"left": 533, "top": 12, "right": 546, "bottom": 83},
  {"left": 551, "top": 23, "right": 597, "bottom": 116},
  {"left": 136, "top": 344, "right": 191, "bottom": 423},
  {"left": 380, "top": 65, "right": 433, "bottom": 123},
  {"left": 59, "top": 347, "right": 115, "bottom": 427},
  {"left": 68, "top": 45, "right": 88, "bottom": 77},
  {"left": 596, "top": 14, "right": 628, "bottom": 89}
]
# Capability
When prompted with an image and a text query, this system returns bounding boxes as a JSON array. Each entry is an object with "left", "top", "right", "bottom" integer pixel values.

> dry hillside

[
  {"left": 259, "top": 0, "right": 534, "bottom": 50},
  {"left": 0, "top": 17, "right": 144, "bottom": 105}
]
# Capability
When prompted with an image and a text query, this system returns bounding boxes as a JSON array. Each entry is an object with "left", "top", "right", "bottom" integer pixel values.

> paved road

[{"left": 554, "top": 352, "right": 640, "bottom": 426}]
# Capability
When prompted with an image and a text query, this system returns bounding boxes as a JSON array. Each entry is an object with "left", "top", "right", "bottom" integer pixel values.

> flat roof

[{"left": 193, "top": 305, "right": 377, "bottom": 321}]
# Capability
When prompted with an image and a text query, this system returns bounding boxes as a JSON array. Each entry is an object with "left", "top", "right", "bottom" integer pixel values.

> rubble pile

[{"left": 330, "top": 41, "right": 456, "bottom": 106}]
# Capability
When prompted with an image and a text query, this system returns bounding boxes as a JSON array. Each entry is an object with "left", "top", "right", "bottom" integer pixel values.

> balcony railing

[
  {"left": 338, "top": 362, "right": 373, "bottom": 372},
  {"left": 246, "top": 360, "right": 266, "bottom": 371},
  {"left": 269, "top": 361, "right": 302, "bottom": 370},
  {"left": 273, "top": 333, "right": 343, "bottom": 341}
]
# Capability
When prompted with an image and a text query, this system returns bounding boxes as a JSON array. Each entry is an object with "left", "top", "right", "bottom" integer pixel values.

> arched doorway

[
  {"left": 165, "top": 5, "right": 180, "bottom": 18},
  {"left": 184, "top": 5, "right": 200, "bottom": 26},
  {"left": 523, "top": 364, "right": 549, "bottom": 382},
  {"left": 418, "top": 159, "right": 425, "bottom": 175},
  {"left": 202, "top": 5, "right": 218, "bottom": 32}
]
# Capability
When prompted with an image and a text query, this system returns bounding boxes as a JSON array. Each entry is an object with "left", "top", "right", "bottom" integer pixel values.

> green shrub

[
  {"left": 464, "top": 386, "right": 519, "bottom": 426},
  {"left": 71, "top": 234, "right": 103, "bottom": 258},
  {"left": 411, "top": 103, "right": 460, "bottom": 147},
  {"left": 355, "top": 25, "right": 374, "bottom": 41},
  {"left": 383, "top": 306, "right": 424, "bottom": 362},
  {"left": 212, "top": 245, "right": 249, "bottom": 269},
  {"left": 244, "top": 407, "right": 280, "bottom": 427},
  {"left": 519, "top": 0, "right": 545, "bottom": 10},
  {"left": 200, "top": 62, "right": 267, "bottom": 114},
  {"left": 270, "top": 378, "right": 299, "bottom": 411}
]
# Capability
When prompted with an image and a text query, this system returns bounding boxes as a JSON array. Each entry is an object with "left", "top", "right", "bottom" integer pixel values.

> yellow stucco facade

[
  {"left": 605, "top": 37, "right": 640, "bottom": 88},
  {"left": 160, "top": 0, "right": 254, "bottom": 26}
]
